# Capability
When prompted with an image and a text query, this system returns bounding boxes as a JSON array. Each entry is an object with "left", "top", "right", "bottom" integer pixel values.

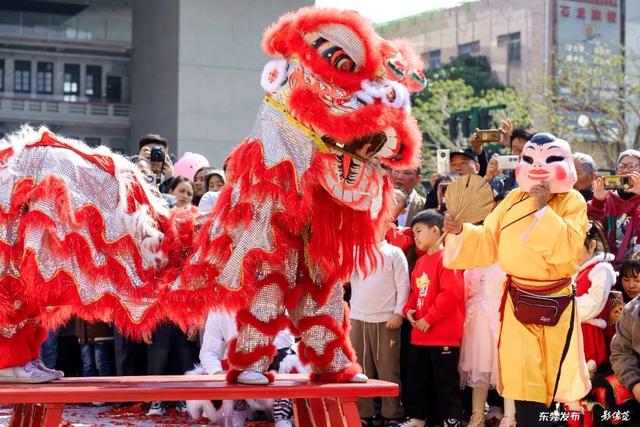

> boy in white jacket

[{"left": 349, "top": 226, "right": 410, "bottom": 425}]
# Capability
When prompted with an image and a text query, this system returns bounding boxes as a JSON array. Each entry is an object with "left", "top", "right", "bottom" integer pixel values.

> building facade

[
  {"left": 0, "top": 0, "right": 132, "bottom": 152},
  {"left": 376, "top": 0, "right": 550, "bottom": 94},
  {"left": 377, "top": 0, "right": 634, "bottom": 167},
  {"left": 0, "top": 0, "right": 311, "bottom": 164}
]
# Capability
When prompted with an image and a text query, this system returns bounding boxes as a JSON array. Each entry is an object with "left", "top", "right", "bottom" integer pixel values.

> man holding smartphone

[{"left": 489, "top": 121, "right": 536, "bottom": 199}]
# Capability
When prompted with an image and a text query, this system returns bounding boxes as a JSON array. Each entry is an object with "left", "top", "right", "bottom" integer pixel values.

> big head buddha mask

[{"left": 515, "top": 133, "right": 577, "bottom": 194}]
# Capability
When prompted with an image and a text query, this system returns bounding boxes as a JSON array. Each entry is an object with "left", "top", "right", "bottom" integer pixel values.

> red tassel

[{"left": 310, "top": 364, "right": 362, "bottom": 383}]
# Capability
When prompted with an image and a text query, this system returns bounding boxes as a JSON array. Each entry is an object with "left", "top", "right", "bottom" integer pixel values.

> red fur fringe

[
  {"left": 235, "top": 310, "right": 290, "bottom": 336},
  {"left": 310, "top": 364, "right": 362, "bottom": 383},
  {"left": 226, "top": 338, "right": 277, "bottom": 369},
  {"left": 0, "top": 321, "right": 47, "bottom": 369}
]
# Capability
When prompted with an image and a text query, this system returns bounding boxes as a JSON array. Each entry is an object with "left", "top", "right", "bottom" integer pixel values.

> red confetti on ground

[{"left": 0, "top": 404, "right": 277, "bottom": 426}]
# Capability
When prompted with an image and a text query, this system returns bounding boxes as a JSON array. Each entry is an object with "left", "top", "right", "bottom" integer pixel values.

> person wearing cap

[{"left": 449, "top": 148, "right": 480, "bottom": 176}]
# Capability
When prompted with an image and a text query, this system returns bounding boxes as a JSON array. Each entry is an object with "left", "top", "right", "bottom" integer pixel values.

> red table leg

[
  {"left": 293, "top": 398, "right": 314, "bottom": 427},
  {"left": 8, "top": 403, "right": 25, "bottom": 427},
  {"left": 23, "top": 404, "right": 34, "bottom": 426},
  {"left": 31, "top": 404, "right": 45, "bottom": 426},
  {"left": 308, "top": 398, "right": 328, "bottom": 426},
  {"left": 41, "top": 403, "right": 64, "bottom": 427},
  {"left": 340, "top": 397, "right": 362, "bottom": 427},
  {"left": 324, "top": 397, "right": 348, "bottom": 426}
]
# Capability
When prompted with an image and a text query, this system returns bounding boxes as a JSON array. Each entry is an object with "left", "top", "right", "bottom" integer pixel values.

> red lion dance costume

[{"left": 0, "top": 7, "right": 425, "bottom": 384}]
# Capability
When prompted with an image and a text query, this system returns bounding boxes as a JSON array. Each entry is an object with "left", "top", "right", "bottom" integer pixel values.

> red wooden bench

[{"left": 0, "top": 373, "right": 398, "bottom": 426}]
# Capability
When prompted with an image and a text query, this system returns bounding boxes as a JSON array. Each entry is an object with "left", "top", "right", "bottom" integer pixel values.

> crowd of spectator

[{"left": 36, "top": 126, "right": 640, "bottom": 427}]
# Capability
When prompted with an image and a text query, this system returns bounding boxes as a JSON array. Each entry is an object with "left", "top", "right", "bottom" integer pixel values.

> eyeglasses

[{"left": 617, "top": 162, "right": 640, "bottom": 171}]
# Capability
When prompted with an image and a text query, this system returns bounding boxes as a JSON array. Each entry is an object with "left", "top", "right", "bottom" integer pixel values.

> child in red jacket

[{"left": 399, "top": 209, "right": 465, "bottom": 427}]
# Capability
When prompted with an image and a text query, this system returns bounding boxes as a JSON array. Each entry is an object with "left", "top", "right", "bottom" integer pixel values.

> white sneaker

[
  {"left": 348, "top": 373, "right": 368, "bottom": 383},
  {"left": 275, "top": 420, "right": 293, "bottom": 427},
  {"left": 147, "top": 401, "right": 165, "bottom": 416},
  {"left": 33, "top": 359, "right": 64, "bottom": 379},
  {"left": 0, "top": 361, "right": 57, "bottom": 383},
  {"left": 397, "top": 418, "right": 426, "bottom": 427},
  {"left": 237, "top": 370, "right": 269, "bottom": 385}
]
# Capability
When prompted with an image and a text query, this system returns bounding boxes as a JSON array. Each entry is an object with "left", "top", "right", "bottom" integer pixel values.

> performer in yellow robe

[{"left": 443, "top": 134, "right": 590, "bottom": 423}]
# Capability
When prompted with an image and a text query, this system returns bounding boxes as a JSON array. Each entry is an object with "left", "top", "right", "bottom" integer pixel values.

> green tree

[
  {"left": 533, "top": 43, "right": 640, "bottom": 168},
  {"left": 429, "top": 54, "right": 504, "bottom": 95},
  {"left": 412, "top": 79, "right": 531, "bottom": 176}
]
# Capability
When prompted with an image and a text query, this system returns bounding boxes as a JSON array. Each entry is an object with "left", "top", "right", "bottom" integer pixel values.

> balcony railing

[{"left": 0, "top": 96, "right": 130, "bottom": 127}]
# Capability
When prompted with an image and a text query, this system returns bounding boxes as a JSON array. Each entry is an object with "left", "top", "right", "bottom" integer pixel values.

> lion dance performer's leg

[
  {"left": 0, "top": 286, "right": 62, "bottom": 382},
  {"left": 226, "top": 281, "right": 289, "bottom": 385},
  {"left": 289, "top": 280, "right": 363, "bottom": 383},
  {"left": 226, "top": 246, "right": 363, "bottom": 384}
]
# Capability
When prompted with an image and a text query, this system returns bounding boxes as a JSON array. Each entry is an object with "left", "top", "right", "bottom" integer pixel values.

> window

[
  {"left": 498, "top": 32, "right": 521, "bottom": 63},
  {"left": 457, "top": 41, "right": 480, "bottom": 55},
  {"left": 106, "top": 75, "right": 121, "bottom": 102},
  {"left": 14, "top": 60, "right": 31, "bottom": 93},
  {"left": 0, "top": 59, "right": 4, "bottom": 91},
  {"left": 85, "top": 65, "right": 102, "bottom": 99},
  {"left": 36, "top": 62, "right": 53, "bottom": 94},
  {"left": 428, "top": 50, "right": 441, "bottom": 69},
  {"left": 63, "top": 63, "right": 80, "bottom": 100}
]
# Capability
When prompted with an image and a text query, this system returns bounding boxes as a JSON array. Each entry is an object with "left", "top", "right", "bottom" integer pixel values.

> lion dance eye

[{"left": 312, "top": 37, "right": 356, "bottom": 72}]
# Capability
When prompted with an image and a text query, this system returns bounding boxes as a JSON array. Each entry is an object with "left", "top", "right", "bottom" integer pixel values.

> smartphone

[
  {"left": 603, "top": 175, "right": 631, "bottom": 190},
  {"left": 476, "top": 129, "right": 501, "bottom": 143},
  {"left": 495, "top": 155, "right": 519, "bottom": 170},
  {"left": 436, "top": 149, "right": 450, "bottom": 175}
]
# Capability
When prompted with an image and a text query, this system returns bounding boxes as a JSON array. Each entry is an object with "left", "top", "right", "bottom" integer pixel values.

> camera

[
  {"left": 475, "top": 129, "right": 501, "bottom": 143},
  {"left": 603, "top": 175, "right": 631, "bottom": 190},
  {"left": 150, "top": 146, "right": 165, "bottom": 163}
]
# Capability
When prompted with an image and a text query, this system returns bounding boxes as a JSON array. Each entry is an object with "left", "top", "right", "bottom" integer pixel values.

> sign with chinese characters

[
  {"left": 557, "top": 0, "right": 621, "bottom": 56},
  {"left": 555, "top": 0, "right": 622, "bottom": 142}
]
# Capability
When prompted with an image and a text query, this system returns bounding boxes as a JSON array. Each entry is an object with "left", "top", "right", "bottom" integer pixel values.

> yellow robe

[{"left": 443, "top": 189, "right": 590, "bottom": 405}]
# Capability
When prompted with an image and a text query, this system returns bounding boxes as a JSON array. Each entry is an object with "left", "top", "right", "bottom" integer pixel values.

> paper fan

[
  {"left": 437, "top": 174, "right": 495, "bottom": 245},
  {"left": 445, "top": 174, "right": 495, "bottom": 224}
]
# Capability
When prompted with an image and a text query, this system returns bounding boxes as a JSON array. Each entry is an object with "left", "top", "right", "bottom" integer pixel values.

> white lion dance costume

[{"left": 0, "top": 7, "right": 425, "bottom": 384}]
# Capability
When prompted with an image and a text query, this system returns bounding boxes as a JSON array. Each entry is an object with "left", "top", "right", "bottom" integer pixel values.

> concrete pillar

[
  {"left": 131, "top": 0, "right": 312, "bottom": 163},
  {"left": 130, "top": 0, "right": 181, "bottom": 154}
]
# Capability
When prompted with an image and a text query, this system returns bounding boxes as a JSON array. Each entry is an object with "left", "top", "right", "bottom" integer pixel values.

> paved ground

[{"left": 0, "top": 404, "right": 275, "bottom": 426}]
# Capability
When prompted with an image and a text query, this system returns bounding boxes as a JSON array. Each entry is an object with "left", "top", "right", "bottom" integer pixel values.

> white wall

[{"left": 175, "top": 0, "right": 312, "bottom": 167}]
